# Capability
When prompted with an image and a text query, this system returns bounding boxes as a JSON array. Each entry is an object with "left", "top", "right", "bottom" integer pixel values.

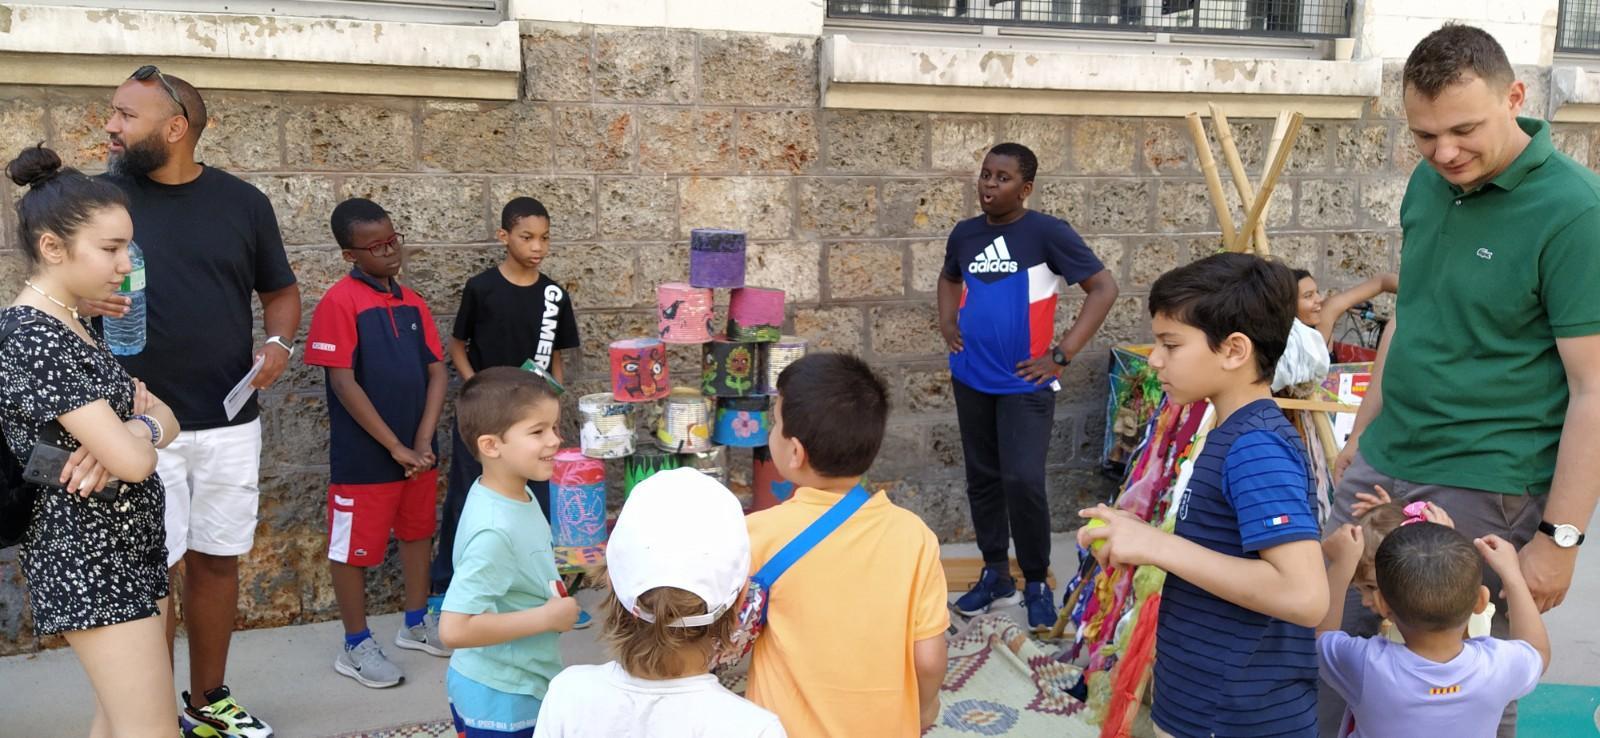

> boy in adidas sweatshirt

[{"left": 936, "top": 142, "right": 1119, "bottom": 631}]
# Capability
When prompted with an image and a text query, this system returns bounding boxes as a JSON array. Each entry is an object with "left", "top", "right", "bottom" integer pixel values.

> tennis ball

[{"left": 1084, "top": 517, "right": 1108, "bottom": 553}]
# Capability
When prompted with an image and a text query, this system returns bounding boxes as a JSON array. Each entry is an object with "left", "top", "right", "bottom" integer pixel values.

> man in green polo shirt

[{"left": 1325, "top": 24, "right": 1600, "bottom": 737}]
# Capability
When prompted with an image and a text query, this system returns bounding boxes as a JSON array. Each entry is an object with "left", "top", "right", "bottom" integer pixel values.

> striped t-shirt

[{"left": 1153, "top": 399, "right": 1320, "bottom": 738}]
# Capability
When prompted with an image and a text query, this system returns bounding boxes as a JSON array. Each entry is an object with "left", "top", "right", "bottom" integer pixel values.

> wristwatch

[
  {"left": 1539, "top": 521, "right": 1586, "bottom": 548},
  {"left": 265, "top": 335, "right": 296, "bottom": 357},
  {"left": 1051, "top": 347, "right": 1070, "bottom": 367}
]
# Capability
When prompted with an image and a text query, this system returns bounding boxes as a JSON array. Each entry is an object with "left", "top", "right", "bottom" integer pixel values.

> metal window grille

[
  {"left": 25, "top": 0, "right": 504, "bottom": 26},
  {"left": 828, "top": 0, "right": 1351, "bottom": 39},
  {"left": 1559, "top": 0, "right": 1600, "bottom": 54}
]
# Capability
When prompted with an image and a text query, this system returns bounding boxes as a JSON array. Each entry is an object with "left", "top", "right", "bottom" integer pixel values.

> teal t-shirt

[{"left": 442, "top": 479, "right": 563, "bottom": 697}]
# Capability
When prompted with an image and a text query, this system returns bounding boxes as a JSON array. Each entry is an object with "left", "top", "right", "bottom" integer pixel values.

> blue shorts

[{"left": 446, "top": 667, "right": 541, "bottom": 738}]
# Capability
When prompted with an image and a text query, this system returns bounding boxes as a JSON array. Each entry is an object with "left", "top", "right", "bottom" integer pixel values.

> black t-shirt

[
  {"left": 452, "top": 268, "right": 579, "bottom": 372},
  {"left": 104, "top": 167, "right": 297, "bottom": 430}
]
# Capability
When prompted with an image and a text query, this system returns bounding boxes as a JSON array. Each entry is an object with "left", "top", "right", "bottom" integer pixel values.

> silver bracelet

[{"left": 131, "top": 414, "right": 163, "bottom": 446}]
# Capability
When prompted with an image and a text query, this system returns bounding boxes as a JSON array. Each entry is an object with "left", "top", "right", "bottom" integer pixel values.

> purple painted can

[{"left": 689, "top": 228, "right": 747, "bottom": 289}]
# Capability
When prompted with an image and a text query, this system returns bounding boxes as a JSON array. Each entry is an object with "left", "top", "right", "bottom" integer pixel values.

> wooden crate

[{"left": 941, "top": 556, "right": 1055, "bottom": 592}]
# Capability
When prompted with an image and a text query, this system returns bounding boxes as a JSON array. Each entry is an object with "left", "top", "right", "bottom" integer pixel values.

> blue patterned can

[{"left": 711, "top": 396, "right": 772, "bottom": 448}]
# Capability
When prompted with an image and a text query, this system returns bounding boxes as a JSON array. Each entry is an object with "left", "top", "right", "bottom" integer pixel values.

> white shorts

[{"left": 159, "top": 419, "right": 263, "bottom": 567}]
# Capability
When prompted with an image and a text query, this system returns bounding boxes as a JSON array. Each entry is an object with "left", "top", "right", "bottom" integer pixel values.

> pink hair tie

[{"left": 1400, "top": 501, "right": 1429, "bottom": 526}]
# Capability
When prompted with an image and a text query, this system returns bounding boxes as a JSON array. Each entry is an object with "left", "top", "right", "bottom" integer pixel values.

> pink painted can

[
  {"left": 727, "top": 287, "right": 784, "bottom": 343},
  {"left": 657, "top": 283, "right": 715, "bottom": 344}
]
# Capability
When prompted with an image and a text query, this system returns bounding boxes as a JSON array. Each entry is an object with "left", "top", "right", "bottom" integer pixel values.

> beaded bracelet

[{"left": 131, "top": 413, "right": 163, "bottom": 447}]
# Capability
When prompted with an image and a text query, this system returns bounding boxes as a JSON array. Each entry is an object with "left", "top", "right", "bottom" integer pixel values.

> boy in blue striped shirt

[{"left": 1079, "top": 253, "right": 1329, "bottom": 738}]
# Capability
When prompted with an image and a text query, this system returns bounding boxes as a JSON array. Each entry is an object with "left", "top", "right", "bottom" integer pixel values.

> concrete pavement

[
  {"left": 0, "top": 587, "right": 609, "bottom": 737},
  {"left": 2, "top": 523, "right": 1597, "bottom": 736}
]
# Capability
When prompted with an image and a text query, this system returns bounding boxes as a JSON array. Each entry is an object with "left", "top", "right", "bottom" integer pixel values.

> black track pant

[{"left": 952, "top": 378, "right": 1056, "bottom": 583}]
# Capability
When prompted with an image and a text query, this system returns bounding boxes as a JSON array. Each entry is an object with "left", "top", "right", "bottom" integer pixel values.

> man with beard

[{"left": 86, "top": 66, "right": 299, "bottom": 738}]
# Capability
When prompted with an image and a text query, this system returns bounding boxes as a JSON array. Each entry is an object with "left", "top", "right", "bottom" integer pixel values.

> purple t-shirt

[{"left": 1317, "top": 633, "right": 1542, "bottom": 738}]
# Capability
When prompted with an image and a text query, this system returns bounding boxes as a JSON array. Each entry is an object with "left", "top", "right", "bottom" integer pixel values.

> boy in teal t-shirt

[{"left": 439, "top": 367, "right": 581, "bottom": 737}]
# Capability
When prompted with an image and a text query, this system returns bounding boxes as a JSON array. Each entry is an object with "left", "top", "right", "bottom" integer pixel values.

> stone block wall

[{"left": 1, "top": 25, "right": 1595, "bottom": 653}]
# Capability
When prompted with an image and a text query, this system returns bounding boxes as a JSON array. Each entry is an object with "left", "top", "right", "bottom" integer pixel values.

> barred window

[
  {"left": 25, "top": 0, "right": 504, "bottom": 26},
  {"left": 1559, "top": 0, "right": 1600, "bottom": 54},
  {"left": 829, "top": 0, "right": 1351, "bottom": 39}
]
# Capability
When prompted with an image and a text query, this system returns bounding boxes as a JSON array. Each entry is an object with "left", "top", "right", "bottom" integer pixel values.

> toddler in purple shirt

[{"left": 1317, "top": 515, "right": 1549, "bottom": 738}]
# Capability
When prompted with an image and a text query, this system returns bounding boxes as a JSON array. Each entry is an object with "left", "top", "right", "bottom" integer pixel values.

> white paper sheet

[{"left": 223, "top": 355, "right": 266, "bottom": 421}]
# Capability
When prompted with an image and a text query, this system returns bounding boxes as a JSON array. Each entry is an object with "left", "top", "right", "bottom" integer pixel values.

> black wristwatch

[
  {"left": 1539, "top": 521, "right": 1586, "bottom": 548},
  {"left": 1051, "top": 347, "right": 1070, "bottom": 367}
]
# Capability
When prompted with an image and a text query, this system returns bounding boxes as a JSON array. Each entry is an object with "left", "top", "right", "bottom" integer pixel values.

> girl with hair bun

[{"left": 2, "top": 144, "right": 183, "bottom": 736}]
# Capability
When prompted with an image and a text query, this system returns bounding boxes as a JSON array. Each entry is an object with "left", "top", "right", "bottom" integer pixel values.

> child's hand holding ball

[
  {"left": 1076, "top": 505, "right": 1166, "bottom": 567},
  {"left": 1082, "top": 518, "right": 1108, "bottom": 553}
]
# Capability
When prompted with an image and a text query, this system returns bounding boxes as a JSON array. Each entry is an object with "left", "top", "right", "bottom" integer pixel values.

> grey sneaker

[
  {"left": 334, "top": 637, "right": 404, "bottom": 689},
  {"left": 395, "top": 612, "right": 452, "bottom": 657}
]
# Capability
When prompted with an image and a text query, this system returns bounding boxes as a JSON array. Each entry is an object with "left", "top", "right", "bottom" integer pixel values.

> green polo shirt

[{"left": 1363, "top": 117, "right": 1600, "bottom": 495}]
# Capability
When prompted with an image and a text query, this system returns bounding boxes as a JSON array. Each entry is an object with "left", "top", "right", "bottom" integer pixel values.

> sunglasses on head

[
  {"left": 520, "top": 359, "right": 566, "bottom": 396},
  {"left": 129, "top": 65, "right": 189, "bottom": 121}
]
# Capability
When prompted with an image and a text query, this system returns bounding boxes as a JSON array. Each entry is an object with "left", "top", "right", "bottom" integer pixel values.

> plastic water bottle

[{"left": 106, "top": 241, "right": 146, "bottom": 356}]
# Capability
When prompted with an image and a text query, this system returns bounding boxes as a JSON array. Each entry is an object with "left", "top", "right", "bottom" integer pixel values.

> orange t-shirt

[{"left": 745, "top": 487, "right": 950, "bottom": 738}]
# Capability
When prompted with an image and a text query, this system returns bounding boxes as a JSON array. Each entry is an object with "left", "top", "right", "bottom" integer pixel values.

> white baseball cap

[{"left": 608, "top": 467, "right": 750, "bottom": 628}]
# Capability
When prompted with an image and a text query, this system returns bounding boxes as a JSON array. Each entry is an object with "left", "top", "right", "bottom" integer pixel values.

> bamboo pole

[
  {"left": 1233, "top": 112, "right": 1302, "bottom": 253},
  {"left": 1209, "top": 103, "right": 1270, "bottom": 256},
  {"left": 1253, "top": 111, "right": 1293, "bottom": 247},
  {"left": 1115, "top": 645, "right": 1158, "bottom": 738},
  {"left": 1311, "top": 410, "right": 1342, "bottom": 473},
  {"left": 1274, "top": 397, "right": 1359, "bottom": 414},
  {"left": 1186, "top": 112, "right": 1236, "bottom": 248},
  {"left": 1049, "top": 571, "right": 1096, "bottom": 640},
  {"left": 1261, "top": 111, "right": 1292, "bottom": 181}
]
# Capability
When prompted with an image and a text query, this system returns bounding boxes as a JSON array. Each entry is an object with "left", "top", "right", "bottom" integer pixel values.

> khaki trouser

[{"left": 1317, "top": 451, "right": 1546, "bottom": 738}]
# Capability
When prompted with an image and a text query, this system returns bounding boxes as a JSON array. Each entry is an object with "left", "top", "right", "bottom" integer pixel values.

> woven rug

[
  {"left": 328, "top": 721, "right": 452, "bottom": 738},
  {"left": 335, "top": 615, "right": 1097, "bottom": 738},
  {"left": 924, "top": 613, "right": 1096, "bottom": 737},
  {"left": 717, "top": 613, "right": 1096, "bottom": 737}
]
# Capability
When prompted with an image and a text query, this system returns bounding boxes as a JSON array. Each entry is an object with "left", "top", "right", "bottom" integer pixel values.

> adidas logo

[{"left": 968, "top": 237, "right": 1020, "bottom": 274}]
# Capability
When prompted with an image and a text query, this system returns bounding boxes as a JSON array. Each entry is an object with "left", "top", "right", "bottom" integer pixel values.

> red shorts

[{"left": 327, "top": 469, "right": 440, "bottom": 567}]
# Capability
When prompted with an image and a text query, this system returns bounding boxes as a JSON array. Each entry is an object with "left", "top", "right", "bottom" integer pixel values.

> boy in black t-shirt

[
  {"left": 429, "top": 198, "right": 582, "bottom": 612},
  {"left": 448, "top": 198, "right": 578, "bottom": 383}
]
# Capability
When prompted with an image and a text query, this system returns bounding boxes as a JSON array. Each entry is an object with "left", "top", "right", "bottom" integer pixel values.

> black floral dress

[{"left": 0, "top": 306, "right": 167, "bottom": 634}]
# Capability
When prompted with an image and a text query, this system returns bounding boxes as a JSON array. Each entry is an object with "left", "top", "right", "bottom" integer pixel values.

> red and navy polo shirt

[
  {"left": 304, "top": 268, "right": 443, "bottom": 485},
  {"left": 941, "top": 210, "right": 1105, "bottom": 395}
]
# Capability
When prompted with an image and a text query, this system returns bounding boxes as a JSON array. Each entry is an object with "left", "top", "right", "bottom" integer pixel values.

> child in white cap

[{"left": 532, "top": 468, "right": 786, "bottom": 737}]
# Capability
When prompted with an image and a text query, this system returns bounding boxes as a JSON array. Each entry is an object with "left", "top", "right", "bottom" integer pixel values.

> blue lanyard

[{"left": 750, "top": 485, "right": 871, "bottom": 588}]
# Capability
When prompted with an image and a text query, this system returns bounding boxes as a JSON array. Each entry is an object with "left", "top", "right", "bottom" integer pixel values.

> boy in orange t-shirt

[{"left": 745, "top": 353, "right": 949, "bottom": 737}]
